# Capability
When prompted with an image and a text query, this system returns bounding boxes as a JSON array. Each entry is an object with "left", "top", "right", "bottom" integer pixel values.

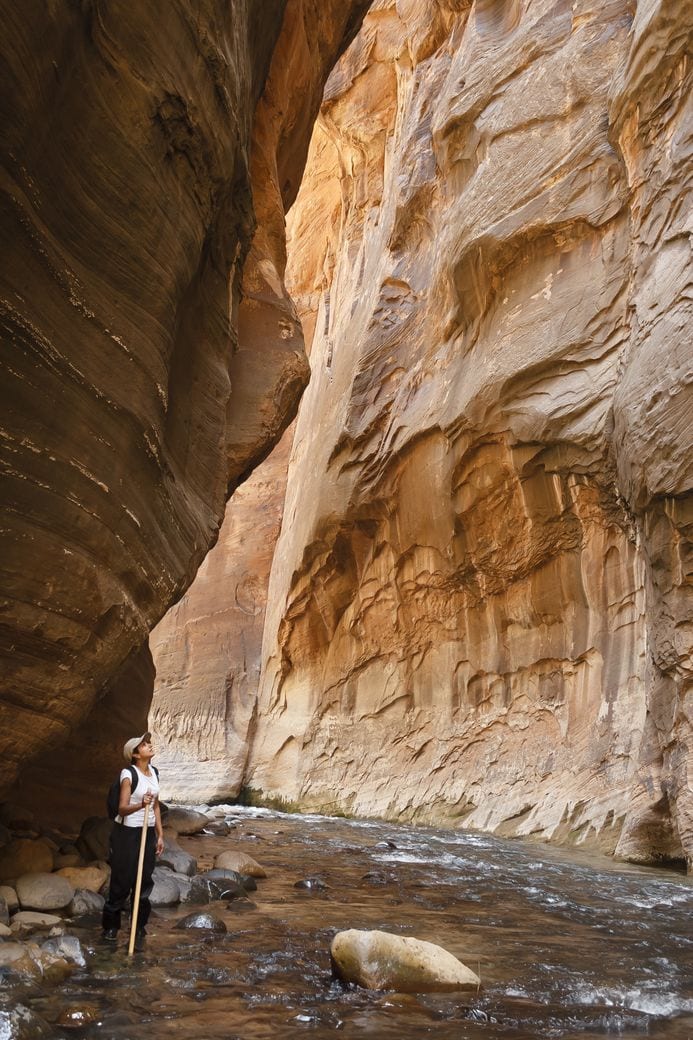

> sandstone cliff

[
  {"left": 0, "top": 0, "right": 370, "bottom": 815},
  {"left": 149, "top": 429, "right": 292, "bottom": 804},
  {"left": 243, "top": 0, "right": 693, "bottom": 867}
]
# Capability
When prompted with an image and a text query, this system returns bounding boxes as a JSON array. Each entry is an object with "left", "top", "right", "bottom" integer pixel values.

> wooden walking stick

[{"left": 128, "top": 800, "right": 151, "bottom": 956}]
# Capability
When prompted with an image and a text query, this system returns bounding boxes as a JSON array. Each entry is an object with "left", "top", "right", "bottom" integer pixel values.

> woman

[{"left": 101, "top": 733, "right": 164, "bottom": 950}]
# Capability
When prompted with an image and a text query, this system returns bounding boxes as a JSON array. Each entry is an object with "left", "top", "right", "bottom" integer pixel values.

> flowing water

[{"left": 5, "top": 806, "right": 693, "bottom": 1039}]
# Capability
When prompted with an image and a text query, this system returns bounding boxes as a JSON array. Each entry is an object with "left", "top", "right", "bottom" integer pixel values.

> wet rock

[
  {"left": 294, "top": 877, "right": 329, "bottom": 891},
  {"left": 158, "top": 838, "right": 197, "bottom": 876},
  {"left": 41, "top": 934, "right": 86, "bottom": 968},
  {"left": 0, "top": 1003, "right": 52, "bottom": 1038},
  {"left": 56, "top": 1006, "right": 99, "bottom": 1029},
  {"left": 0, "top": 894, "right": 8, "bottom": 925},
  {"left": 204, "top": 868, "right": 257, "bottom": 892},
  {"left": 375, "top": 841, "right": 397, "bottom": 850},
  {"left": 16, "top": 872, "right": 74, "bottom": 911},
  {"left": 68, "top": 889, "right": 105, "bottom": 917},
  {"left": 75, "top": 818, "right": 112, "bottom": 862},
  {"left": 0, "top": 884, "right": 18, "bottom": 911},
  {"left": 56, "top": 863, "right": 109, "bottom": 894},
  {"left": 0, "top": 922, "right": 11, "bottom": 936},
  {"left": 214, "top": 850, "right": 266, "bottom": 877},
  {"left": 164, "top": 809, "right": 209, "bottom": 836},
  {"left": 10, "top": 911, "right": 63, "bottom": 933},
  {"left": 150, "top": 869, "right": 180, "bottom": 907},
  {"left": 0, "top": 838, "right": 54, "bottom": 881},
  {"left": 175, "top": 911, "right": 227, "bottom": 933},
  {"left": 204, "top": 820, "right": 233, "bottom": 836},
  {"left": 185, "top": 874, "right": 245, "bottom": 905},
  {"left": 330, "top": 930, "right": 480, "bottom": 993}
]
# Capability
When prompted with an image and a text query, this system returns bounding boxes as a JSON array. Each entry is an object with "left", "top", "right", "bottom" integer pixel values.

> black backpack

[{"left": 106, "top": 765, "right": 159, "bottom": 820}]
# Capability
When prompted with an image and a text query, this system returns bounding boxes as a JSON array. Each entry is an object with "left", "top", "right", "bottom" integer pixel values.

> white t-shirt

[{"left": 117, "top": 766, "right": 159, "bottom": 828}]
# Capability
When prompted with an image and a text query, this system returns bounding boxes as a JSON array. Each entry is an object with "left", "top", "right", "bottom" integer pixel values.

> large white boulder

[
  {"left": 16, "top": 872, "right": 74, "bottom": 911},
  {"left": 330, "top": 929, "right": 480, "bottom": 993}
]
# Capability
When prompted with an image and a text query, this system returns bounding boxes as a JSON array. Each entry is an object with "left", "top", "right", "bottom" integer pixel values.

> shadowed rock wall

[
  {"left": 244, "top": 0, "right": 692, "bottom": 866},
  {"left": 0, "top": 0, "right": 370, "bottom": 819}
]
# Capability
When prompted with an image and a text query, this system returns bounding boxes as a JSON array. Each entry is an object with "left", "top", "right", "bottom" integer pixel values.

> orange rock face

[
  {"left": 242, "top": 0, "right": 693, "bottom": 867},
  {"left": 149, "top": 429, "right": 291, "bottom": 803},
  {"left": 0, "top": 0, "right": 370, "bottom": 812}
]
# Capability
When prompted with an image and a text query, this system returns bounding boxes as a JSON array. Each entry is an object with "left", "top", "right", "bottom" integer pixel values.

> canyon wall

[
  {"left": 149, "top": 428, "right": 292, "bottom": 804},
  {"left": 242, "top": 0, "right": 692, "bottom": 866},
  {"left": 0, "top": 0, "right": 370, "bottom": 817}
]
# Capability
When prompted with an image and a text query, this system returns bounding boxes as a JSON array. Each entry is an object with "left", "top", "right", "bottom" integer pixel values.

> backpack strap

[{"left": 128, "top": 765, "right": 138, "bottom": 794}]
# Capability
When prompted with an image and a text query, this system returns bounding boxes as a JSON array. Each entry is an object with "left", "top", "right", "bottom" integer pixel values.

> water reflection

[{"left": 5, "top": 806, "right": 693, "bottom": 1039}]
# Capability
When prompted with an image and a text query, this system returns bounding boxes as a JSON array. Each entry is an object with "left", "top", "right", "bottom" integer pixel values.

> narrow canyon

[{"left": 2, "top": 0, "right": 692, "bottom": 872}]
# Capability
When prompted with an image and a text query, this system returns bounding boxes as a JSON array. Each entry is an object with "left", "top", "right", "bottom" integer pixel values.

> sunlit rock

[
  {"left": 214, "top": 850, "right": 267, "bottom": 878},
  {"left": 331, "top": 929, "right": 480, "bottom": 993},
  {"left": 244, "top": 0, "right": 693, "bottom": 869}
]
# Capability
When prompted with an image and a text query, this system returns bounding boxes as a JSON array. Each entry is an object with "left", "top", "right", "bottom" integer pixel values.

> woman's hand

[
  {"left": 156, "top": 835, "right": 164, "bottom": 856},
  {"left": 142, "top": 792, "right": 154, "bottom": 807}
]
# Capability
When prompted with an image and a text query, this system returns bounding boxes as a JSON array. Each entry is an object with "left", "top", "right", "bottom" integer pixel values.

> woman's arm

[{"left": 117, "top": 777, "right": 153, "bottom": 817}]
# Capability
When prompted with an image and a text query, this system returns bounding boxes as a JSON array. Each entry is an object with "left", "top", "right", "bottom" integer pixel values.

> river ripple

[{"left": 9, "top": 806, "right": 693, "bottom": 1039}]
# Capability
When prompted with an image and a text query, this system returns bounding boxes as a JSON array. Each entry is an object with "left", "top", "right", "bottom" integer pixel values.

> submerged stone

[{"left": 176, "top": 911, "right": 227, "bottom": 933}]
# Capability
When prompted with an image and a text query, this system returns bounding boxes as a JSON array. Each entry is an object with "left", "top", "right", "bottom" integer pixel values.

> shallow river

[{"left": 9, "top": 806, "right": 693, "bottom": 1039}]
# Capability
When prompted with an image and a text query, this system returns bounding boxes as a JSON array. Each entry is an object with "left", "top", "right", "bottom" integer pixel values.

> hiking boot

[
  {"left": 102, "top": 928, "right": 118, "bottom": 943},
  {"left": 134, "top": 929, "right": 146, "bottom": 952}
]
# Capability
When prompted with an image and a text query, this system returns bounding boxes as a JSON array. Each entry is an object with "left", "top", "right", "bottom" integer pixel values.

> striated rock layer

[
  {"left": 0, "top": 0, "right": 370, "bottom": 816},
  {"left": 245, "top": 0, "right": 693, "bottom": 867},
  {"left": 149, "top": 429, "right": 292, "bottom": 804}
]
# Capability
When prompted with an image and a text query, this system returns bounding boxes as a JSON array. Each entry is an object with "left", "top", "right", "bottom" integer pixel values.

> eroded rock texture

[
  {"left": 245, "top": 0, "right": 693, "bottom": 866},
  {"left": 0, "top": 0, "right": 369, "bottom": 816},
  {"left": 149, "top": 429, "right": 292, "bottom": 803}
]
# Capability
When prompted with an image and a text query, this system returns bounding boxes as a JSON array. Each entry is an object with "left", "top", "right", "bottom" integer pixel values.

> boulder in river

[
  {"left": 41, "top": 935, "right": 86, "bottom": 968},
  {"left": 16, "top": 872, "right": 74, "bottom": 911},
  {"left": 204, "top": 820, "right": 233, "bottom": 836},
  {"left": 56, "top": 863, "right": 109, "bottom": 893},
  {"left": 204, "top": 868, "right": 257, "bottom": 892},
  {"left": 0, "top": 838, "right": 54, "bottom": 881},
  {"left": 175, "top": 911, "right": 227, "bottom": 932},
  {"left": 164, "top": 808, "right": 209, "bottom": 835},
  {"left": 68, "top": 889, "right": 105, "bottom": 917},
  {"left": 185, "top": 873, "right": 245, "bottom": 904},
  {"left": 214, "top": 850, "right": 266, "bottom": 877},
  {"left": 330, "top": 929, "right": 481, "bottom": 993},
  {"left": 158, "top": 837, "right": 197, "bottom": 876},
  {"left": 150, "top": 868, "right": 180, "bottom": 907}
]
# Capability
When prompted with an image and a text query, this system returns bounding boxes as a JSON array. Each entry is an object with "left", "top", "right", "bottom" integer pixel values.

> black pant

[{"left": 102, "top": 824, "right": 156, "bottom": 932}]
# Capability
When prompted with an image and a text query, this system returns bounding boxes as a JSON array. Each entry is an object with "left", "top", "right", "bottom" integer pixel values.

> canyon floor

[{"left": 3, "top": 807, "right": 693, "bottom": 1039}]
